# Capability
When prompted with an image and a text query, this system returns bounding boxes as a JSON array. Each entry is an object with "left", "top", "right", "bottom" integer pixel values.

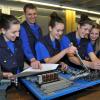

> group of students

[{"left": 0, "top": 3, "right": 100, "bottom": 80}]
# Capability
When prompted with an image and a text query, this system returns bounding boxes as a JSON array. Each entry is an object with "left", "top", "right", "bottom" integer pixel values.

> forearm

[
  {"left": 45, "top": 50, "right": 66, "bottom": 63},
  {"left": 68, "top": 56, "right": 81, "bottom": 65},
  {"left": 68, "top": 56, "right": 93, "bottom": 69},
  {"left": 82, "top": 60, "right": 93, "bottom": 68},
  {"left": 89, "top": 52, "right": 99, "bottom": 61}
]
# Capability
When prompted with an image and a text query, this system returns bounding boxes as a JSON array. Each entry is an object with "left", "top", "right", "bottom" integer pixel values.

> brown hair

[
  {"left": 0, "top": 13, "right": 20, "bottom": 30},
  {"left": 93, "top": 23, "right": 100, "bottom": 29},
  {"left": 49, "top": 12, "right": 64, "bottom": 28},
  {"left": 93, "top": 23, "right": 100, "bottom": 55},
  {"left": 23, "top": 3, "right": 37, "bottom": 13},
  {"left": 78, "top": 14, "right": 93, "bottom": 26}
]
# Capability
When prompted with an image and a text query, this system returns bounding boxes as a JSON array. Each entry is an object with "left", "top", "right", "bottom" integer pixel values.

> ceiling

[
  {"left": 28, "top": 0, "right": 100, "bottom": 12},
  {"left": 0, "top": 0, "right": 100, "bottom": 13}
]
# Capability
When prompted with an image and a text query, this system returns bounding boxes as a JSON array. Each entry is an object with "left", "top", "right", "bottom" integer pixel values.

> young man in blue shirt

[{"left": 20, "top": 3, "right": 42, "bottom": 69}]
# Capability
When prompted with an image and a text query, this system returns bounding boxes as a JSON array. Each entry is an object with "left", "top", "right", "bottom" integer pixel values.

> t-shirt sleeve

[
  {"left": 35, "top": 42, "right": 50, "bottom": 60},
  {"left": 87, "top": 42, "right": 94, "bottom": 54},
  {"left": 60, "top": 35, "right": 71, "bottom": 50}
]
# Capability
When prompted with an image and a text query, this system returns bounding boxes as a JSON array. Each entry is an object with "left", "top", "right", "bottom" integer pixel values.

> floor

[
  {"left": 7, "top": 83, "right": 36, "bottom": 100},
  {"left": 7, "top": 84, "right": 100, "bottom": 100},
  {"left": 59, "top": 85, "right": 100, "bottom": 100}
]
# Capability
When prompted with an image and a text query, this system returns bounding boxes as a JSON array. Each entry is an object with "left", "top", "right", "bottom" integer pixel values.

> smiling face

[
  {"left": 2, "top": 24, "right": 20, "bottom": 41},
  {"left": 49, "top": 22, "right": 64, "bottom": 40},
  {"left": 90, "top": 28, "right": 100, "bottom": 42},
  {"left": 77, "top": 24, "right": 92, "bottom": 38},
  {"left": 25, "top": 8, "right": 37, "bottom": 24}
]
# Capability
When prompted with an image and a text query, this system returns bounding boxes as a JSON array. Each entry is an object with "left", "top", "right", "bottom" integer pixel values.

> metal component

[
  {"left": 15, "top": 78, "right": 18, "bottom": 86},
  {"left": 37, "top": 75, "right": 42, "bottom": 84},
  {"left": 11, "top": 78, "right": 18, "bottom": 86},
  {"left": 36, "top": 72, "right": 59, "bottom": 85},
  {"left": 75, "top": 51, "right": 90, "bottom": 72},
  {"left": 69, "top": 43, "right": 89, "bottom": 72},
  {"left": 70, "top": 72, "right": 90, "bottom": 80},
  {"left": 66, "top": 67, "right": 84, "bottom": 75},
  {"left": 26, "top": 70, "right": 73, "bottom": 95},
  {"left": 40, "top": 76, "right": 73, "bottom": 95},
  {"left": 82, "top": 70, "right": 100, "bottom": 81}
]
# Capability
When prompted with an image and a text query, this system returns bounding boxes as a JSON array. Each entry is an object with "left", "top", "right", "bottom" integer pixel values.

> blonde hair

[{"left": 93, "top": 23, "right": 100, "bottom": 55}]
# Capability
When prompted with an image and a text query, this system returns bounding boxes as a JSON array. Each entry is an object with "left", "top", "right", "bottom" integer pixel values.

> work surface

[{"left": 21, "top": 72, "right": 100, "bottom": 100}]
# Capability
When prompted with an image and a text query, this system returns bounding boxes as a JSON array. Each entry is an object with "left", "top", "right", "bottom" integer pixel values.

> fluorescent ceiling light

[{"left": 14, "top": 0, "right": 100, "bottom": 15}]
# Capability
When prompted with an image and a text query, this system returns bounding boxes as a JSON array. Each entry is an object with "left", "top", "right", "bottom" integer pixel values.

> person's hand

[
  {"left": 65, "top": 46, "right": 77, "bottom": 54},
  {"left": 3, "top": 72, "right": 15, "bottom": 80},
  {"left": 90, "top": 60, "right": 100, "bottom": 70},
  {"left": 59, "top": 62, "right": 68, "bottom": 72},
  {"left": 31, "top": 59, "right": 42, "bottom": 69}
]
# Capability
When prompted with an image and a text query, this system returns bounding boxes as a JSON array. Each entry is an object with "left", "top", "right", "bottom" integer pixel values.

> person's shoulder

[
  {"left": 61, "top": 35, "right": 70, "bottom": 41},
  {"left": 36, "top": 36, "right": 47, "bottom": 47},
  {"left": 20, "top": 20, "right": 28, "bottom": 28},
  {"left": 35, "top": 40, "right": 47, "bottom": 51},
  {"left": 20, "top": 23, "right": 26, "bottom": 31},
  {"left": 36, "top": 41, "right": 44, "bottom": 47},
  {"left": 35, "top": 23, "right": 41, "bottom": 28},
  {"left": 67, "top": 31, "right": 76, "bottom": 36}
]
